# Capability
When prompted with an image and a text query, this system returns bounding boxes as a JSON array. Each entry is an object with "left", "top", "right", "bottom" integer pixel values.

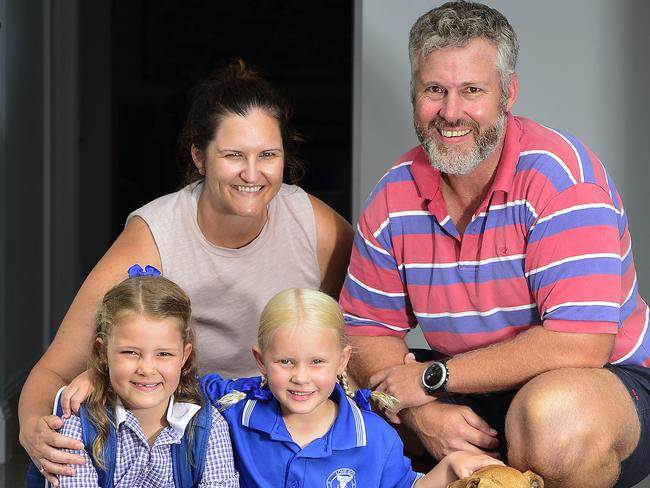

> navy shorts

[
  {"left": 606, "top": 364, "right": 650, "bottom": 487},
  {"left": 412, "top": 350, "right": 650, "bottom": 487}
]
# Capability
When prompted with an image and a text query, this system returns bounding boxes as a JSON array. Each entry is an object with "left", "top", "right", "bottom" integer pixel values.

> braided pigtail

[
  {"left": 338, "top": 370, "right": 399, "bottom": 412},
  {"left": 215, "top": 375, "right": 273, "bottom": 412},
  {"left": 338, "top": 371, "right": 355, "bottom": 399}
]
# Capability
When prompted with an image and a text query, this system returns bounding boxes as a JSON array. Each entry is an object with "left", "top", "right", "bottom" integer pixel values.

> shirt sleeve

[
  {"left": 378, "top": 431, "right": 422, "bottom": 488},
  {"left": 340, "top": 180, "right": 417, "bottom": 338},
  {"left": 58, "top": 414, "right": 100, "bottom": 488},
  {"left": 198, "top": 406, "right": 240, "bottom": 487},
  {"left": 200, "top": 373, "right": 230, "bottom": 403},
  {"left": 526, "top": 182, "right": 623, "bottom": 334},
  {"left": 200, "top": 373, "right": 266, "bottom": 404}
]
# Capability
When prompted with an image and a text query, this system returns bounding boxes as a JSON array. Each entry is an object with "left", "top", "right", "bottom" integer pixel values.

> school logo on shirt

[{"left": 327, "top": 468, "right": 356, "bottom": 488}]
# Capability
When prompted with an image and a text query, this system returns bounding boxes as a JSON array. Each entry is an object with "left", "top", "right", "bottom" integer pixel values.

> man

[{"left": 340, "top": 2, "right": 650, "bottom": 487}]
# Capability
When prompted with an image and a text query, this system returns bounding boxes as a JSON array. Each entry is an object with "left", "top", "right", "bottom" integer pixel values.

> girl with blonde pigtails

[{"left": 200, "top": 288, "right": 501, "bottom": 487}]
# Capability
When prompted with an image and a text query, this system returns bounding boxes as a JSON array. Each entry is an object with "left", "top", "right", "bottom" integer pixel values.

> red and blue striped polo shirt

[{"left": 341, "top": 114, "right": 650, "bottom": 367}]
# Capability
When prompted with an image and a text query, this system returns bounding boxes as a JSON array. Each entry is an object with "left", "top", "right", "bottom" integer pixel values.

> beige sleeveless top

[{"left": 128, "top": 183, "right": 321, "bottom": 377}]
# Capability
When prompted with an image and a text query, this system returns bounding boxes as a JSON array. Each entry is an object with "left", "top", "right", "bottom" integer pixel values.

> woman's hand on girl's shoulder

[
  {"left": 26, "top": 414, "right": 86, "bottom": 486},
  {"left": 60, "top": 370, "right": 95, "bottom": 418}
]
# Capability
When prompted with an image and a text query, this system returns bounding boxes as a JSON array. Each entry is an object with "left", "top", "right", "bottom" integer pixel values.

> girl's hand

[
  {"left": 60, "top": 370, "right": 94, "bottom": 418},
  {"left": 416, "top": 449, "right": 504, "bottom": 487},
  {"left": 24, "top": 415, "right": 85, "bottom": 487},
  {"left": 445, "top": 450, "right": 504, "bottom": 479}
]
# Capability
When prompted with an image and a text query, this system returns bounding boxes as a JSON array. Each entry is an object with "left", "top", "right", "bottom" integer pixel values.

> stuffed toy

[{"left": 447, "top": 465, "right": 544, "bottom": 488}]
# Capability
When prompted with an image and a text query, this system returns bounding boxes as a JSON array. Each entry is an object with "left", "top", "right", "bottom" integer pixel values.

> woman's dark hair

[{"left": 179, "top": 60, "right": 304, "bottom": 186}]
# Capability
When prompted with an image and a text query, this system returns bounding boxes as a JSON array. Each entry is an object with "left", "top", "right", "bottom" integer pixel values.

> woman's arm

[
  {"left": 308, "top": 195, "right": 354, "bottom": 298},
  {"left": 18, "top": 216, "right": 160, "bottom": 482}
]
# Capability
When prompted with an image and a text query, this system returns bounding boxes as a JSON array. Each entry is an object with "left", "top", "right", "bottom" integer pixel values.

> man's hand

[
  {"left": 369, "top": 352, "right": 433, "bottom": 421},
  {"left": 402, "top": 401, "right": 500, "bottom": 460}
]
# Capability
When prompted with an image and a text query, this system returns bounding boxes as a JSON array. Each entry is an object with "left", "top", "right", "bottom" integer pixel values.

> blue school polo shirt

[{"left": 201, "top": 374, "right": 422, "bottom": 488}]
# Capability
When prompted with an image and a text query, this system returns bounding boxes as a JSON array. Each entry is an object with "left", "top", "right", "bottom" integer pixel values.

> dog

[{"left": 447, "top": 465, "right": 544, "bottom": 488}]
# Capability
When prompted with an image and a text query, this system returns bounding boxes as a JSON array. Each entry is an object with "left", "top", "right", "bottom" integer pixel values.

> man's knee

[
  {"left": 506, "top": 370, "right": 590, "bottom": 467},
  {"left": 506, "top": 369, "right": 638, "bottom": 486},
  {"left": 505, "top": 368, "right": 637, "bottom": 486}
]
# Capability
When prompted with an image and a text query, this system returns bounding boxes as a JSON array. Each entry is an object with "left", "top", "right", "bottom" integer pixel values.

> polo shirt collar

[
  {"left": 114, "top": 395, "right": 201, "bottom": 438},
  {"left": 329, "top": 385, "right": 367, "bottom": 450},
  {"left": 410, "top": 146, "right": 441, "bottom": 203},
  {"left": 240, "top": 383, "right": 367, "bottom": 452},
  {"left": 410, "top": 112, "right": 523, "bottom": 199}
]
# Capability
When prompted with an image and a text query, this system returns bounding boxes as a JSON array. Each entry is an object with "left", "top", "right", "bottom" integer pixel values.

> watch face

[{"left": 424, "top": 362, "right": 444, "bottom": 388}]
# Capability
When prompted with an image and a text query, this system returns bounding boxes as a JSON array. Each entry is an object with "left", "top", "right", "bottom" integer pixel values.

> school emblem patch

[{"left": 327, "top": 468, "right": 356, "bottom": 488}]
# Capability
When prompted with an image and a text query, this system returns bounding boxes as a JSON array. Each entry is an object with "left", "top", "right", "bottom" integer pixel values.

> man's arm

[
  {"left": 369, "top": 326, "right": 613, "bottom": 405},
  {"left": 347, "top": 335, "right": 410, "bottom": 388},
  {"left": 445, "top": 326, "right": 613, "bottom": 393}
]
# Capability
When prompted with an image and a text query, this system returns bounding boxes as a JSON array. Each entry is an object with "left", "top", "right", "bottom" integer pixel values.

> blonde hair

[
  {"left": 218, "top": 288, "right": 397, "bottom": 412},
  {"left": 258, "top": 288, "right": 345, "bottom": 350},
  {"left": 86, "top": 274, "right": 201, "bottom": 468}
]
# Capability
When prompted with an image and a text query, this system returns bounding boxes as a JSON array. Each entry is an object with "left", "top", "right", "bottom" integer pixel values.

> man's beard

[{"left": 415, "top": 110, "right": 507, "bottom": 175}]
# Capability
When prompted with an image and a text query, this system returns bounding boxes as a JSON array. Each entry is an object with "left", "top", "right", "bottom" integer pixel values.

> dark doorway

[{"left": 114, "top": 0, "right": 352, "bottom": 231}]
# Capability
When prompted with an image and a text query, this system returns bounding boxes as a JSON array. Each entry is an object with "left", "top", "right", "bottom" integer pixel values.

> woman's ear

[
  {"left": 252, "top": 346, "right": 266, "bottom": 376},
  {"left": 337, "top": 345, "right": 353, "bottom": 375},
  {"left": 181, "top": 343, "right": 192, "bottom": 367},
  {"left": 191, "top": 144, "right": 205, "bottom": 175}
]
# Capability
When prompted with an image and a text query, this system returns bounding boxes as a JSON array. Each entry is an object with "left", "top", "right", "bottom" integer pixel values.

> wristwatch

[{"left": 422, "top": 360, "right": 449, "bottom": 395}]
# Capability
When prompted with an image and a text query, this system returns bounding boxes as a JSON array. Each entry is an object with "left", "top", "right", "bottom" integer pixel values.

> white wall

[{"left": 354, "top": 0, "right": 650, "bottom": 347}]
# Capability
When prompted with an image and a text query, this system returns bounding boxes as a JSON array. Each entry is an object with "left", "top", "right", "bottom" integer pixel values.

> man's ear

[
  {"left": 191, "top": 144, "right": 205, "bottom": 175},
  {"left": 505, "top": 72, "right": 519, "bottom": 112},
  {"left": 252, "top": 346, "right": 266, "bottom": 376}
]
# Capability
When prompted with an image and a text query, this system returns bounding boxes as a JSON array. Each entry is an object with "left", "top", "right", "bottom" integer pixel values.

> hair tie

[
  {"left": 353, "top": 389, "right": 372, "bottom": 411},
  {"left": 127, "top": 264, "right": 161, "bottom": 278},
  {"left": 214, "top": 377, "right": 274, "bottom": 411},
  {"left": 353, "top": 388, "right": 398, "bottom": 413},
  {"left": 237, "top": 377, "right": 274, "bottom": 401}
]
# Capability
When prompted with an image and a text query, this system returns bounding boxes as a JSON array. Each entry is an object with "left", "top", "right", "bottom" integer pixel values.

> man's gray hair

[{"left": 409, "top": 1, "right": 519, "bottom": 95}]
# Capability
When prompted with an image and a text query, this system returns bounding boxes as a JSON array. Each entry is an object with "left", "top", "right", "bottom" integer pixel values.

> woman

[{"left": 19, "top": 61, "right": 354, "bottom": 485}]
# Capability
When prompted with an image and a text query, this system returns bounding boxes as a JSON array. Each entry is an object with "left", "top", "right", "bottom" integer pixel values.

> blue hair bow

[{"left": 127, "top": 264, "right": 161, "bottom": 278}]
